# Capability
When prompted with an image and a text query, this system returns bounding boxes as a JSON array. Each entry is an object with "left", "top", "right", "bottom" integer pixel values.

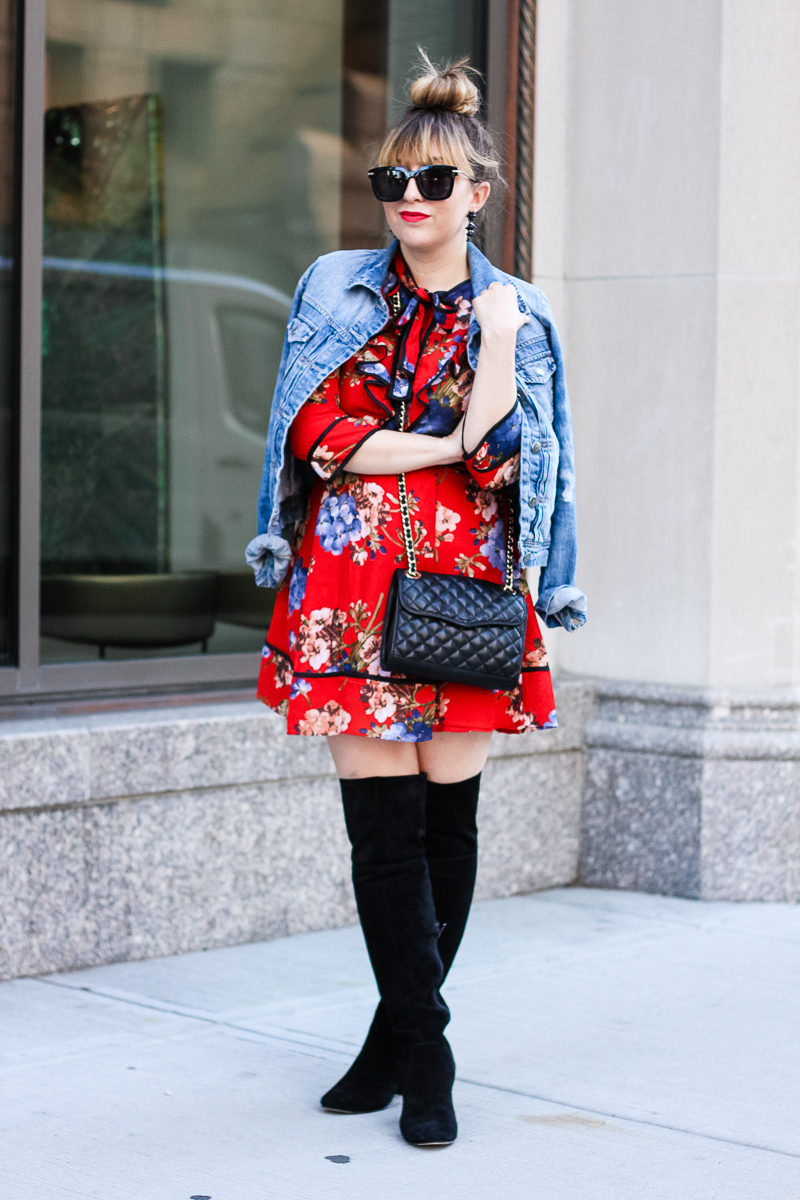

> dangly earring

[{"left": 466, "top": 211, "right": 478, "bottom": 241}]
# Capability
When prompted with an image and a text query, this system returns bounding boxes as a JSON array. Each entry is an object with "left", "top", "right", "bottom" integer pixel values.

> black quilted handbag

[
  {"left": 380, "top": 389, "right": 527, "bottom": 690},
  {"left": 381, "top": 563, "right": 528, "bottom": 689}
]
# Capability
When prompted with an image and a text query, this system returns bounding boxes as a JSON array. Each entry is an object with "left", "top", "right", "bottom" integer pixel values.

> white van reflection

[
  {"left": 12, "top": 255, "right": 290, "bottom": 657},
  {"left": 42, "top": 255, "right": 291, "bottom": 575}
]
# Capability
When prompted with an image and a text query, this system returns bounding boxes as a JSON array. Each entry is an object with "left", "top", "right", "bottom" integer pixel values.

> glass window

[
  {"left": 38, "top": 0, "right": 487, "bottom": 667},
  {"left": 0, "top": 0, "right": 18, "bottom": 666}
]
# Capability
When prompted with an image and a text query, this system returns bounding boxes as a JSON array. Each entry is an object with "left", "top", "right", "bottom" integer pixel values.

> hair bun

[{"left": 408, "top": 49, "right": 480, "bottom": 117}]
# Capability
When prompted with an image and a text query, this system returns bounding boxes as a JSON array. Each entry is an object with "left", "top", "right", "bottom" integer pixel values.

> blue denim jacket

[{"left": 246, "top": 239, "right": 586, "bottom": 630}]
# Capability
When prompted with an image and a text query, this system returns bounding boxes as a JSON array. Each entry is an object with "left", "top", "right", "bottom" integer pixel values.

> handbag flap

[{"left": 395, "top": 571, "right": 526, "bottom": 630}]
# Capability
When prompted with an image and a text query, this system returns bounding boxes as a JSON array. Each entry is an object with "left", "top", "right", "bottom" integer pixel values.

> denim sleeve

[
  {"left": 462, "top": 400, "right": 522, "bottom": 490},
  {"left": 246, "top": 261, "right": 317, "bottom": 586},
  {"left": 532, "top": 295, "right": 587, "bottom": 631}
]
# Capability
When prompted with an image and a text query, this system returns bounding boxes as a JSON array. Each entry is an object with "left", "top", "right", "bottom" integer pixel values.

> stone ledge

[
  {"left": 581, "top": 678, "right": 800, "bottom": 900},
  {"left": 0, "top": 678, "right": 587, "bottom": 980},
  {"left": 0, "top": 677, "right": 591, "bottom": 813}
]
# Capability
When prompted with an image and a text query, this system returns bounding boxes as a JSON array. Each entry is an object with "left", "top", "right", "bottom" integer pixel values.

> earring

[{"left": 466, "top": 211, "right": 478, "bottom": 241}]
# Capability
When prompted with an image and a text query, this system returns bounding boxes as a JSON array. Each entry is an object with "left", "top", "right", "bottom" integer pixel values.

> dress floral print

[{"left": 257, "top": 250, "right": 557, "bottom": 740}]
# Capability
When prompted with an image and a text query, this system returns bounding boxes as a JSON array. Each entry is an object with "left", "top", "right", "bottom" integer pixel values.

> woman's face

[{"left": 380, "top": 160, "right": 490, "bottom": 257}]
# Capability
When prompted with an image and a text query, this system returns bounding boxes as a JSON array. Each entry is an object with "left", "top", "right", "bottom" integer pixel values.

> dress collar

[{"left": 384, "top": 248, "right": 472, "bottom": 326}]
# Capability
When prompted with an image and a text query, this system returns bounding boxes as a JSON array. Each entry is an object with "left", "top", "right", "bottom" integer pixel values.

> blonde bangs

[{"left": 378, "top": 123, "right": 474, "bottom": 178}]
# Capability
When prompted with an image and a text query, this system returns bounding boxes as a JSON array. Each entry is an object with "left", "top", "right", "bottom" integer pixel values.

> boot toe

[{"left": 320, "top": 1079, "right": 397, "bottom": 1113}]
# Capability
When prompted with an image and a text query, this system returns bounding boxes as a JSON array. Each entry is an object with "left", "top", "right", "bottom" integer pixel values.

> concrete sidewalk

[{"left": 1, "top": 886, "right": 798, "bottom": 1200}]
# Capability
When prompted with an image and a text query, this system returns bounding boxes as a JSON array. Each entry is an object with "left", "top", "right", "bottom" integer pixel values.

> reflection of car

[
  {"left": 160, "top": 265, "right": 291, "bottom": 571},
  {"left": 39, "top": 256, "right": 291, "bottom": 573},
  {"left": 1, "top": 253, "right": 289, "bottom": 652}
]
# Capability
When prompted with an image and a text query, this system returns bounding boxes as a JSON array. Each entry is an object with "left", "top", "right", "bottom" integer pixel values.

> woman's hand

[
  {"left": 471, "top": 281, "right": 529, "bottom": 346},
  {"left": 461, "top": 284, "right": 523, "bottom": 452}
]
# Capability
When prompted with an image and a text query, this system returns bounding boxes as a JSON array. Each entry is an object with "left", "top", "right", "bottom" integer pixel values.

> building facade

[{"left": 1, "top": 0, "right": 798, "bottom": 981}]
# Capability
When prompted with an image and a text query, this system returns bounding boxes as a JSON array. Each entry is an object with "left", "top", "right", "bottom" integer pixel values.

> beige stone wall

[{"left": 533, "top": 0, "right": 800, "bottom": 691}]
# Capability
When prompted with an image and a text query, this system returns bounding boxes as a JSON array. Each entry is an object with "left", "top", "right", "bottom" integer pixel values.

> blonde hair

[{"left": 377, "top": 49, "right": 502, "bottom": 185}]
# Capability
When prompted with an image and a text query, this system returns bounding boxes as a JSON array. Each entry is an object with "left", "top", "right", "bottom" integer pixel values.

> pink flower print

[
  {"left": 362, "top": 681, "right": 399, "bottom": 723},
  {"left": 273, "top": 651, "right": 293, "bottom": 688},
  {"left": 471, "top": 443, "right": 489, "bottom": 470},
  {"left": 296, "top": 701, "right": 352, "bottom": 735},
  {"left": 310, "top": 442, "right": 338, "bottom": 479},
  {"left": 455, "top": 295, "right": 472, "bottom": 321},
  {"left": 358, "top": 632, "right": 388, "bottom": 675},
  {"left": 483, "top": 456, "right": 520, "bottom": 489},
  {"left": 524, "top": 638, "right": 549, "bottom": 668},
  {"left": 473, "top": 489, "right": 498, "bottom": 523},
  {"left": 435, "top": 503, "right": 461, "bottom": 544},
  {"left": 295, "top": 607, "right": 347, "bottom": 671},
  {"left": 350, "top": 480, "right": 390, "bottom": 539}
]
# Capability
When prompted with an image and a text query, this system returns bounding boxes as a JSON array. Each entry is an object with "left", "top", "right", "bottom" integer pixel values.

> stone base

[
  {"left": 580, "top": 680, "right": 800, "bottom": 900},
  {"left": 5, "top": 673, "right": 796, "bottom": 981},
  {"left": 0, "top": 680, "right": 588, "bottom": 981}
]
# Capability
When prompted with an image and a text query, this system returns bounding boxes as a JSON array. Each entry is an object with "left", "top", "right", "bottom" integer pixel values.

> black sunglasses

[{"left": 367, "top": 164, "right": 468, "bottom": 203}]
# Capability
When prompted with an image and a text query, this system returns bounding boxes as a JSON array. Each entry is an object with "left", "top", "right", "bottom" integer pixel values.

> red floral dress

[{"left": 257, "top": 250, "right": 557, "bottom": 740}]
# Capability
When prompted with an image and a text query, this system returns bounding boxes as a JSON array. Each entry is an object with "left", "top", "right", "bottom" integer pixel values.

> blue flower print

[
  {"left": 380, "top": 721, "right": 417, "bottom": 741},
  {"left": 316, "top": 492, "right": 362, "bottom": 555},
  {"left": 484, "top": 405, "right": 523, "bottom": 462},
  {"left": 380, "top": 718, "right": 433, "bottom": 742},
  {"left": 289, "top": 677, "right": 312, "bottom": 700},
  {"left": 288, "top": 559, "right": 308, "bottom": 614},
  {"left": 417, "top": 394, "right": 458, "bottom": 435},
  {"left": 480, "top": 517, "right": 506, "bottom": 572}
]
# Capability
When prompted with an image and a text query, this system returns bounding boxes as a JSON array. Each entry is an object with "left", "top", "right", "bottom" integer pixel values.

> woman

[{"left": 246, "top": 53, "right": 586, "bottom": 1147}]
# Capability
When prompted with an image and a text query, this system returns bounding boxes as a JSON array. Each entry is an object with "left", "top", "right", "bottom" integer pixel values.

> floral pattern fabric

[{"left": 257, "top": 250, "right": 557, "bottom": 740}]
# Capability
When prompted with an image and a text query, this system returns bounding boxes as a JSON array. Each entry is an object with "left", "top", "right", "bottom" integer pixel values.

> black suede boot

[
  {"left": 425, "top": 773, "right": 481, "bottom": 974},
  {"left": 319, "top": 997, "right": 397, "bottom": 1113},
  {"left": 321, "top": 772, "right": 457, "bottom": 1146},
  {"left": 321, "top": 773, "right": 481, "bottom": 1140}
]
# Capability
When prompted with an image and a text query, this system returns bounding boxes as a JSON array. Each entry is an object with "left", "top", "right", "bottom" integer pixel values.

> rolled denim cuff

[
  {"left": 534, "top": 583, "right": 587, "bottom": 631},
  {"left": 245, "top": 532, "right": 292, "bottom": 588}
]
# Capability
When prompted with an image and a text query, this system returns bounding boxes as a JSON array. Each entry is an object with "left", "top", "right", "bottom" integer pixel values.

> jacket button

[
  {"left": 532, "top": 440, "right": 541, "bottom": 453},
  {"left": 528, "top": 497, "right": 536, "bottom": 508}
]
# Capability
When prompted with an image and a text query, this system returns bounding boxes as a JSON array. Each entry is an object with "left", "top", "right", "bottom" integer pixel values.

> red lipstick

[{"left": 400, "top": 211, "right": 429, "bottom": 222}]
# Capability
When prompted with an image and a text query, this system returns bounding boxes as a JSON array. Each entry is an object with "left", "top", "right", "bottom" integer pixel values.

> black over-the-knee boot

[
  {"left": 321, "top": 772, "right": 481, "bottom": 1130},
  {"left": 322, "top": 772, "right": 457, "bottom": 1146}
]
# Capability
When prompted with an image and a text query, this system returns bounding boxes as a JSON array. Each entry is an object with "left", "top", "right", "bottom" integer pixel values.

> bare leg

[
  {"left": 328, "top": 729, "right": 491, "bottom": 781},
  {"left": 417, "top": 730, "right": 492, "bottom": 782},
  {"left": 327, "top": 733, "right": 420, "bottom": 778}
]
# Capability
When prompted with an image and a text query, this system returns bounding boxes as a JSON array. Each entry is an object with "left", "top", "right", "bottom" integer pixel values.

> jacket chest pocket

[
  {"left": 516, "top": 348, "right": 556, "bottom": 429},
  {"left": 285, "top": 315, "right": 318, "bottom": 374}
]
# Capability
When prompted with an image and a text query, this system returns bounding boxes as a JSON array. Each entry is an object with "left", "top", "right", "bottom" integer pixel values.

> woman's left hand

[{"left": 471, "top": 281, "right": 529, "bottom": 345}]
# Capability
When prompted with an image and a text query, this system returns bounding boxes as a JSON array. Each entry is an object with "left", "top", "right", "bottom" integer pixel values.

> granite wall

[
  {"left": 0, "top": 679, "right": 592, "bottom": 982},
  {"left": 580, "top": 682, "right": 800, "bottom": 902}
]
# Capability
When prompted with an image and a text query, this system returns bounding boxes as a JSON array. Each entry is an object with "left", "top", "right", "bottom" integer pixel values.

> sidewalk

[{"left": 2, "top": 886, "right": 798, "bottom": 1200}]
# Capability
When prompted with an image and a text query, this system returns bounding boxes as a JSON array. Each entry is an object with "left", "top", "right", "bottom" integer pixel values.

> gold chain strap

[
  {"left": 388, "top": 286, "right": 516, "bottom": 591},
  {"left": 396, "top": 394, "right": 421, "bottom": 580}
]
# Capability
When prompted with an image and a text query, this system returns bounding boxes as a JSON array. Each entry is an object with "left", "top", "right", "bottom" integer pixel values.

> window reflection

[{"left": 40, "top": 0, "right": 485, "bottom": 663}]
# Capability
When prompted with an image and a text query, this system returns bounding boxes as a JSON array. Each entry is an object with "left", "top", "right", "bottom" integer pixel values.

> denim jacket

[{"left": 246, "top": 239, "right": 586, "bottom": 630}]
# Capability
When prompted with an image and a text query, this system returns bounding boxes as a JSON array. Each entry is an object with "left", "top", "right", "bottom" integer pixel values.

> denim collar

[{"left": 345, "top": 238, "right": 501, "bottom": 299}]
